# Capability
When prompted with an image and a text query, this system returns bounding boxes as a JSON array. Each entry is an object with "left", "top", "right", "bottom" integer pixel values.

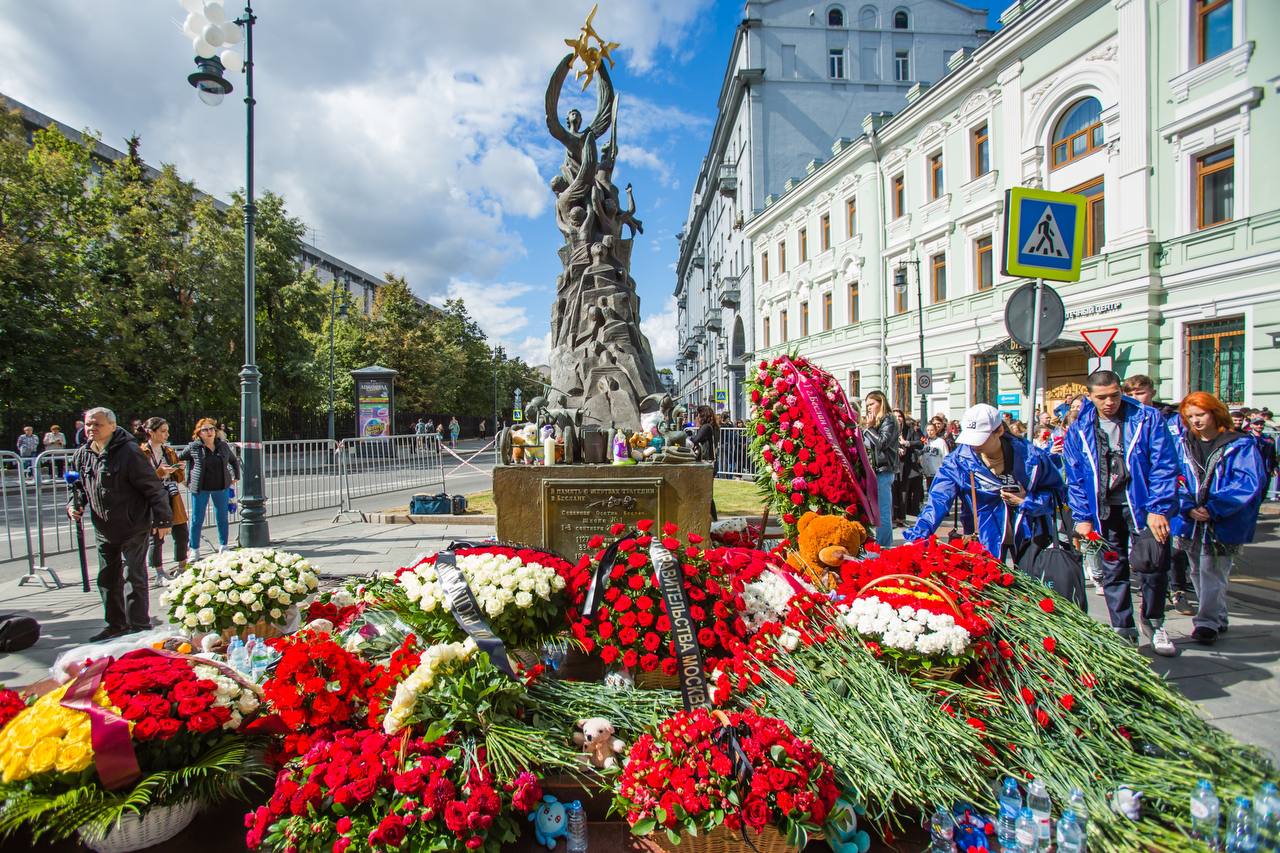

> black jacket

[
  {"left": 68, "top": 426, "right": 172, "bottom": 544},
  {"left": 178, "top": 438, "right": 241, "bottom": 494},
  {"left": 862, "top": 415, "right": 901, "bottom": 474},
  {"left": 691, "top": 423, "right": 717, "bottom": 463}
]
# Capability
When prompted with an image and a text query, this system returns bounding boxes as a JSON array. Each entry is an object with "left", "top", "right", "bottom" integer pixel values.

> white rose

[
  {"left": 197, "top": 607, "right": 215, "bottom": 626},
  {"left": 269, "top": 608, "right": 282, "bottom": 620},
  {"left": 184, "top": 614, "right": 199, "bottom": 628},
  {"left": 195, "top": 593, "right": 211, "bottom": 606},
  {"left": 514, "top": 591, "right": 533, "bottom": 609},
  {"left": 215, "top": 592, "right": 228, "bottom": 603}
]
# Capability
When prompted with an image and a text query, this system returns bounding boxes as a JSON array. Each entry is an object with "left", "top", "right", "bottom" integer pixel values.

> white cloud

[
  {"left": 617, "top": 145, "right": 674, "bottom": 187},
  {"left": 439, "top": 279, "right": 538, "bottom": 339},
  {"left": 0, "top": 0, "right": 715, "bottom": 302},
  {"left": 513, "top": 332, "right": 552, "bottom": 367},
  {"left": 640, "top": 295, "right": 679, "bottom": 368}
]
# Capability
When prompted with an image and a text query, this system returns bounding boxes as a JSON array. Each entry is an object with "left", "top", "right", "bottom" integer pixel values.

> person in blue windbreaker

[
  {"left": 1064, "top": 370, "right": 1179, "bottom": 656},
  {"left": 905, "top": 404, "right": 1063, "bottom": 560},
  {"left": 1172, "top": 391, "right": 1265, "bottom": 645}
]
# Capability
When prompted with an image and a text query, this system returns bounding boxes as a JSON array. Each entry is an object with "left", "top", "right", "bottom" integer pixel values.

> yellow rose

[
  {"left": 55, "top": 741, "right": 92, "bottom": 774},
  {"left": 64, "top": 720, "right": 92, "bottom": 748},
  {"left": 3, "top": 751, "right": 29, "bottom": 783},
  {"left": 25, "top": 737, "right": 60, "bottom": 776},
  {"left": 7, "top": 717, "right": 38, "bottom": 752}
]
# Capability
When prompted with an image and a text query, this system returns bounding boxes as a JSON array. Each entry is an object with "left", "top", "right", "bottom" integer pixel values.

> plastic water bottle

[
  {"left": 1257, "top": 783, "right": 1279, "bottom": 853},
  {"left": 249, "top": 640, "right": 271, "bottom": 681},
  {"left": 1226, "top": 797, "right": 1258, "bottom": 852},
  {"left": 1192, "top": 779, "right": 1222, "bottom": 849},
  {"left": 1068, "top": 787, "right": 1089, "bottom": 841},
  {"left": 1015, "top": 806, "right": 1040, "bottom": 852},
  {"left": 929, "top": 805, "right": 955, "bottom": 852},
  {"left": 998, "top": 777, "right": 1024, "bottom": 851},
  {"left": 1057, "top": 810, "right": 1085, "bottom": 853},
  {"left": 565, "top": 800, "right": 587, "bottom": 853},
  {"left": 227, "top": 637, "right": 248, "bottom": 674},
  {"left": 228, "top": 486, "right": 237, "bottom": 514},
  {"left": 1027, "top": 778, "right": 1053, "bottom": 846}
]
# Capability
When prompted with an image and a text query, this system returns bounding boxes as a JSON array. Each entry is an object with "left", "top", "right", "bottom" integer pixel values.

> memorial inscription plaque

[{"left": 543, "top": 478, "right": 662, "bottom": 559}]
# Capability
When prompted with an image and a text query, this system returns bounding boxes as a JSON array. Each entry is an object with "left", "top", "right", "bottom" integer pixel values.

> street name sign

[{"left": 1002, "top": 187, "right": 1087, "bottom": 282}]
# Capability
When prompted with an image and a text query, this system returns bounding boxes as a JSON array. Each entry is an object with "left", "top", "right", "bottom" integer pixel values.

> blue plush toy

[
  {"left": 825, "top": 793, "right": 871, "bottom": 853},
  {"left": 528, "top": 794, "right": 571, "bottom": 849}
]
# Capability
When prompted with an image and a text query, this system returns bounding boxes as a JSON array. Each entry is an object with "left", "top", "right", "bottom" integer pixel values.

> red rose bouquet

[
  {"left": 261, "top": 630, "right": 375, "bottom": 761},
  {"left": 746, "top": 355, "right": 876, "bottom": 538},
  {"left": 0, "top": 689, "right": 25, "bottom": 731},
  {"left": 567, "top": 521, "right": 760, "bottom": 680},
  {"left": 245, "top": 727, "right": 541, "bottom": 853},
  {"left": 617, "top": 707, "right": 839, "bottom": 849}
]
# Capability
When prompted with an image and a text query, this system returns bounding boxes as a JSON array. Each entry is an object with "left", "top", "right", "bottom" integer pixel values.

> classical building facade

[
  {"left": 746, "top": 0, "right": 1278, "bottom": 418},
  {"left": 673, "top": 0, "right": 989, "bottom": 417}
]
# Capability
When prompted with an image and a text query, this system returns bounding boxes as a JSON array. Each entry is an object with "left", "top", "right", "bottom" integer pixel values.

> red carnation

[
  {"left": 1059, "top": 694, "right": 1076, "bottom": 712},
  {"left": 1042, "top": 637, "right": 1057, "bottom": 654},
  {"left": 1038, "top": 598, "right": 1055, "bottom": 614}
]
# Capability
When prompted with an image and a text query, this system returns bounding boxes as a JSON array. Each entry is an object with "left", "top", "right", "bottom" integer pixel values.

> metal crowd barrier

[
  {"left": 715, "top": 427, "right": 753, "bottom": 480},
  {"left": 339, "top": 434, "right": 445, "bottom": 507},
  {"left": 3, "top": 436, "right": 446, "bottom": 580}
]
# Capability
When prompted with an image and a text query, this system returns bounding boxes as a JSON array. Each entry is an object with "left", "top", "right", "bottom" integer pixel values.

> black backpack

[{"left": 0, "top": 614, "right": 41, "bottom": 653}]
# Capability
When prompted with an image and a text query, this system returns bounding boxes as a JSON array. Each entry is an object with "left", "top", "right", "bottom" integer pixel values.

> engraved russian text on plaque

[{"left": 543, "top": 478, "right": 663, "bottom": 558}]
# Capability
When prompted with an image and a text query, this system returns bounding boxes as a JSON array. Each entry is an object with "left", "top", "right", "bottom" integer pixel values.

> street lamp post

[
  {"left": 184, "top": 1, "right": 268, "bottom": 547},
  {"left": 492, "top": 345, "right": 504, "bottom": 439},
  {"left": 328, "top": 279, "right": 350, "bottom": 442},
  {"left": 894, "top": 259, "right": 926, "bottom": 418}
]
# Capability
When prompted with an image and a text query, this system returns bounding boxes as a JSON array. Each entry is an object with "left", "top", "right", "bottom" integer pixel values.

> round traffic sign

[{"left": 1004, "top": 282, "right": 1065, "bottom": 349}]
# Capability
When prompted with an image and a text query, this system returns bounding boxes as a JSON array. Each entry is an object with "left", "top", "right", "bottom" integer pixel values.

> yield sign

[{"left": 1081, "top": 328, "right": 1118, "bottom": 357}]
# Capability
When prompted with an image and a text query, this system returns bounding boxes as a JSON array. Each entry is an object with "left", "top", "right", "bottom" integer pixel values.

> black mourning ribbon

[
  {"left": 650, "top": 539, "right": 710, "bottom": 711},
  {"left": 434, "top": 549, "right": 516, "bottom": 678},
  {"left": 712, "top": 718, "right": 763, "bottom": 853},
  {"left": 582, "top": 533, "right": 631, "bottom": 621}
]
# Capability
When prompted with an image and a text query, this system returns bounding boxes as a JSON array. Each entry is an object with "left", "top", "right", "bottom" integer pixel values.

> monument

[
  {"left": 492, "top": 7, "right": 712, "bottom": 554},
  {"left": 545, "top": 6, "right": 661, "bottom": 432}
]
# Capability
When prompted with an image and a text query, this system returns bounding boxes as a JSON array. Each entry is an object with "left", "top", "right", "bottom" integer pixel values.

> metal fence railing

[
  {"left": 1, "top": 436, "right": 447, "bottom": 587},
  {"left": 341, "top": 434, "right": 445, "bottom": 504},
  {"left": 716, "top": 427, "right": 753, "bottom": 480}
]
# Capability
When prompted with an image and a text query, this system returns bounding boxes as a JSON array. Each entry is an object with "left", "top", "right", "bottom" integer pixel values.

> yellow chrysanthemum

[
  {"left": 26, "top": 737, "right": 60, "bottom": 775},
  {"left": 55, "top": 741, "right": 92, "bottom": 774}
]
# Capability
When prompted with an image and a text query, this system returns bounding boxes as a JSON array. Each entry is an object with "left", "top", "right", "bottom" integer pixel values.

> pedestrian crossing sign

[{"left": 1002, "top": 187, "right": 1087, "bottom": 282}]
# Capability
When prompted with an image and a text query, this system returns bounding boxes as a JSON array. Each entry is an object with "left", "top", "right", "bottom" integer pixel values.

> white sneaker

[
  {"left": 189, "top": 549, "right": 202, "bottom": 563},
  {"left": 1151, "top": 626, "right": 1178, "bottom": 657}
]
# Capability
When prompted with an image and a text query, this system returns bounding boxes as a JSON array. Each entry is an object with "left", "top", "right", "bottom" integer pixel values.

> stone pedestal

[{"left": 493, "top": 463, "right": 713, "bottom": 560}]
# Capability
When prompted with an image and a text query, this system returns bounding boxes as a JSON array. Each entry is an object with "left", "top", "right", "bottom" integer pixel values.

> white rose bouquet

[
  {"left": 162, "top": 547, "right": 319, "bottom": 636},
  {"left": 389, "top": 545, "right": 571, "bottom": 648}
]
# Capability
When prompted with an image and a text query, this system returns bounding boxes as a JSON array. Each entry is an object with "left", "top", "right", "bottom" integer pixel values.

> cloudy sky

[{"left": 0, "top": 0, "right": 993, "bottom": 369}]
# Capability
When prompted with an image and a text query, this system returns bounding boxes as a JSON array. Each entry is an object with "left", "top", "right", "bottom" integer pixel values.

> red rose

[
  {"left": 336, "top": 816, "right": 352, "bottom": 834},
  {"left": 155, "top": 718, "right": 182, "bottom": 739},
  {"left": 637, "top": 519, "right": 655, "bottom": 533},
  {"left": 133, "top": 716, "right": 161, "bottom": 741},
  {"left": 742, "top": 796, "right": 769, "bottom": 830},
  {"left": 600, "top": 645, "right": 619, "bottom": 664},
  {"left": 377, "top": 814, "right": 407, "bottom": 848},
  {"left": 622, "top": 649, "right": 639, "bottom": 668},
  {"left": 187, "top": 711, "right": 219, "bottom": 734}
]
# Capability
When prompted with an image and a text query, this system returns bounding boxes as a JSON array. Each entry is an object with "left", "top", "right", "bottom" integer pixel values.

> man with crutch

[{"left": 66, "top": 407, "right": 172, "bottom": 641}]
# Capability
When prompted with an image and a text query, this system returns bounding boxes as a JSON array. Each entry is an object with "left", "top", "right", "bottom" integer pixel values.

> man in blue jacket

[
  {"left": 905, "top": 404, "right": 1063, "bottom": 561},
  {"left": 1065, "top": 370, "right": 1178, "bottom": 655}
]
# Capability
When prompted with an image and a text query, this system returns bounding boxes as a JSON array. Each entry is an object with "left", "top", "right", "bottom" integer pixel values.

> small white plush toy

[{"left": 573, "top": 717, "right": 627, "bottom": 769}]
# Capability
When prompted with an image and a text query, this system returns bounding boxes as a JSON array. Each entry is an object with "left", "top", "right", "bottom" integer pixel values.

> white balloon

[
  {"left": 183, "top": 12, "right": 208, "bottom": 39},
  {"left": 220, "top": 48, "right": 243, "bottom": 74},
  {"left": 219, "top": 21, "right": 242, "bottom": 45},
  {"left": 192, "top": 35, "right": 215, "bottom": 58},
  {"left": 203, "top": 2, "right": 225, "bottom": 25},
  {"left": 180, "top": 0, "right": 203, "bottom": 12},
  {"left": 201, "top": 22, "right": 224, "bottom": 47}
]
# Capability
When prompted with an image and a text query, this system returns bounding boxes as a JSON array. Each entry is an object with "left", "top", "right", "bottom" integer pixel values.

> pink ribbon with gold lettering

[
  {"left": 58, "top": 657, "right": 140, "bottom": 790},
  {"left": 777, "top": 357, "right": 879, "bottom": 526}
]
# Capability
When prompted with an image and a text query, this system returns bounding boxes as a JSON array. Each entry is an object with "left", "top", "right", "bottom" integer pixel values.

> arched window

[
  {"left": 1051, "top": 97, "right": 1104, "bottom": 168},
  {"left": 859, "top": 5, "right": 877, "bottom": 28},
  {"left": 827, "top": 6, "right": 845, "bottom": 27},
  {"left": 731, "top": 317, "right": 746, "bottom": 362},
  {"left": 893, "top": 9, "right": 910, "bottom": 29}
]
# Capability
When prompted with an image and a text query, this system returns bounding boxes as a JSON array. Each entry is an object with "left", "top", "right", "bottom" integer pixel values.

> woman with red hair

[
  {"left": 1171, "top": 391, "right": 1265, "bottom": 644},
  {"left": 177, "top": 417, "right": 240, "bottom": 559}
]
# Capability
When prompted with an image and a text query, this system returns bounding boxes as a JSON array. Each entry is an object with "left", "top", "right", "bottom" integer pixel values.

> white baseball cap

[{"left": 956, "top": 404, "right": 1003, "bottom": 446}]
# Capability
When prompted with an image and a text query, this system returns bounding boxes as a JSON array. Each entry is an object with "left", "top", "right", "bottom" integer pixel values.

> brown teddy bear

[{"left": 785, "top": 511, "right": 868, "bottom": 587}]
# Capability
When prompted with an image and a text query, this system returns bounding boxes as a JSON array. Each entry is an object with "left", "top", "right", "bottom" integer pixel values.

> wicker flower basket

[
  {"left": 633, "top": 668, "right": 680, "bottom": 690},
  {"left": 218, "top": 618, "right": 285, "bottom": 645},
  {"left": 855, "top": 573, "right": 968, "bottom": 681},
  {"left": 631, "top": 823, "right": 796, "bottom": 853},
  {"left": 77, "top": 799, "right": 201, "bottom": 853}
]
